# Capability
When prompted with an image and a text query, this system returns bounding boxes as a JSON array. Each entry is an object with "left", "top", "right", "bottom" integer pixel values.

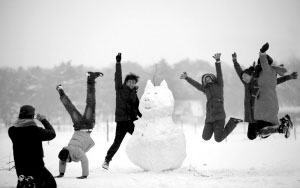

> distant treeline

[{"left": 0, "top": 57, "right": 299, "bottom": 127}]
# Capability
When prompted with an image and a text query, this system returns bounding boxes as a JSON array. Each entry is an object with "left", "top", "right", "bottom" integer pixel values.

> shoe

[
  {"left": 102, "top": 160, "right": 110, "bottom": 170},
  {"left": 230, "top": 117, "right": 243, "bottom": 124},
  {"left": 284, "top": 114, "right": 293, "bottom": 129},
  {"left": 279, "top": 115, "right": 293, "bottom": 138},
  {"left": 283, "top": 114, "right": 293, "bottom": 138},
  {"left": 56, "top": 84, "right": 65, "bottom": 96},
  {"left": 87, "top": 72, "right": 104, "bottom": 79},
  {"left": 56, "top": 84, "right": 63, "bottom": 91}
]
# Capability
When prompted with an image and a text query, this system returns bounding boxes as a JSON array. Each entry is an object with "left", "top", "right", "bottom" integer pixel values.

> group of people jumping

[{"left": 8, "top": 43, "right": 297, "bottom": 187}]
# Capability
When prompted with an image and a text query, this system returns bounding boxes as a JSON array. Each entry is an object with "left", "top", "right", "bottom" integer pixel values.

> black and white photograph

[{"left": 0, "top": 0, "right": 299, "bottom": 187}]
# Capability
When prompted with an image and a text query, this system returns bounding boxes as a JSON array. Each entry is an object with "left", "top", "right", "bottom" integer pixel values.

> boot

[
  {"left": 230, "top": 117, "right": 243, "bottom": 124},
  {"left": 278, "top": 115, "right": 293, "bottom": 138},
  {"left": 87, "top": 72, "right": 103, "bottom": 79},
  {"left": 56, "top": 84, "right": 65, "bottom": 96},
  {"left": 87, "top": 72, "right": 103, "bottom": 85},
  {"left": 102, "top": 159, "right": 110, "bottom": 170}
]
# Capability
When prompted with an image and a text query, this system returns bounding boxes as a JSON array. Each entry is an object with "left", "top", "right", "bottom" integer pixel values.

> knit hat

[
  {"left": 18, "top": 105, "right": 35, "bottom": 119},
  {"left": 201, "top": 73, "right": 216, "bottom": 86},
  {"left": 58, "top": 148, "right": 69, "bottom": 161}
]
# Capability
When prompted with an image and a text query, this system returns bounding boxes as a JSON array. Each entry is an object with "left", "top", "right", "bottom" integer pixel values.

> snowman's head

[{"left": 139, "top": 80, "right": 174, "bottom": 118}]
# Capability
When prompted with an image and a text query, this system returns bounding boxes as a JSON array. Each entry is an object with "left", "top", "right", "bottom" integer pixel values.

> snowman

[{"left": 126, "top": 80, "right": 186, "bottom": 171}]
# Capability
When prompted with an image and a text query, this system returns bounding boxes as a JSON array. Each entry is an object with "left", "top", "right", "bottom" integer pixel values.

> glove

[
  {"left": 212, "top": 53, "right": 221, "bottom": 62},
  {"left": 76, "top": 176, "right": 87, "bottom": 179},
  {"left": 260, "top": 43, "right": 269, "bottom": 53},
  {"left": 55, "top": 173, "right": 64, "bottom": 178},
  {"left": 116, "top": 53, "right": 122, "bottom": 63},
  {"left": 137, "top": 111, "right": 142, "bottom": 118}
]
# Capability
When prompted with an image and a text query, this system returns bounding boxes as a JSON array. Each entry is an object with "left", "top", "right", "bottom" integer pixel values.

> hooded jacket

[
  {"left": 8, "top": 119, "right": 56, "bottom": 176},
  {"left": 185, "top": 62, "right": 226, "bottom": 123},
  {"left": 115, "top": 61, "right": 141, "bottom": 122},
  {"left": 254, "top": 53, "right": 287, "bottom": 125},
  {"left": 233, "top": 59, "right": 291, "bottom": 123},
  {"left": 59, "top": 131, "right": 95, "bottom": 177}
]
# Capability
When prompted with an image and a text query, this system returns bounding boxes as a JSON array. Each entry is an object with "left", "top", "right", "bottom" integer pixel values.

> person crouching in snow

[
  {"left": 180, "top": 53, "right": 243, "bottom": 142},
  {"left": 253, "top": 43, "right": 294, "bottom": 138},
  {"left": 232, "top": 51, "right": 297, "bottom": 140},
  {"left": 8, "top": 105, "right": 56, "bottom": 188},
  {"left": 55, "top": 71, "right": 103, "bottom": 179},
  {"left": 102, "top": 53, "right": 142, "bottom": 170}
]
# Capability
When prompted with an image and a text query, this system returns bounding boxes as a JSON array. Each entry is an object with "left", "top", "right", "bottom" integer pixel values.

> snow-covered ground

[{"left": 0, "top": 122, "right": 300, "bottom": 188}]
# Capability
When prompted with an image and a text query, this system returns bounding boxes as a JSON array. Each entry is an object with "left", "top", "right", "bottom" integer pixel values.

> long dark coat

[{"left": 186, "top": 62, "right": 226, "bottom": 123}]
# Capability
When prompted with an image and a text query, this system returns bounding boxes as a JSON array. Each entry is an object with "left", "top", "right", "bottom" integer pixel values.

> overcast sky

[{"left": 0, "top": 0, "right": 299, "bottom": 69}]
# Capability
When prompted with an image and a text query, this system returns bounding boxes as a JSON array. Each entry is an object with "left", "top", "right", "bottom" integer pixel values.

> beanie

[
  {"left": 58, "top": 148, "right": 70, "bottom": 161},
  {"left": 18, "top": 105, "right": 35, "bottom": 119}
]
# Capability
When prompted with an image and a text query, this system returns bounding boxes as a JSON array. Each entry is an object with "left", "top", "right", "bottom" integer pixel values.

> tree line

[{"left": 0, "top": 57, "right": 299, "bottom": 127}]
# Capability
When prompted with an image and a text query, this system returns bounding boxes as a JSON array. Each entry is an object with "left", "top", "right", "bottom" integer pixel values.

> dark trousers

[
  {"left": 17, "top": 167, "right": 56, "bottom": 188},
  {"left": 105, "top": 121, "right": 135, "bottom": 161},
  {"left": 247, "top": 121, "right": 272, "bottom": 140},
  {"left": 202, "top": 118, "right": 237, "bottom": 142},
  {"left": 60, "top": 81, "right": 96, "bottom": 130}
]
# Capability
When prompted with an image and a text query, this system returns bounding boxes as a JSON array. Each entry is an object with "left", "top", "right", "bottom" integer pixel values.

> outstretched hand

[
  {"left": 290, "top": 72, "right": 298, "bottom": 79},
  {"left": 232, "top": 52, "right": 237, "bottom": 61},
  {"left": 180, "top": 72, "right": 188, "bottom": 79},
  {"left": 212, "top": 53, "right": 221, "bottom": 62},
  {"left": 116, "top": 53, "right": 122, "bottom": 63}
]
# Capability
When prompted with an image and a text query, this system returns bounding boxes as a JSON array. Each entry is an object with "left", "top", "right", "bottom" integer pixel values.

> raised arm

[
  {"left": 259, "top": 53, "right": 271, "bottom": 73},
  {"left": 180, "top": 72, "right": 205, "bottom": 92},
  {"left": 36, "top": 113, "right": 56, "bottom": 141},
  {"left": 232, "top": 52, "right": 243, "bottom": 81},
  {"left": 213, "top": 53, "right": 223, "bottom": 86},
  {"left": 115, "top": 53, "right": 123, "bottom": 90},
  {"left": 277, "top": 72, "right": 298, "bottom": 85}
]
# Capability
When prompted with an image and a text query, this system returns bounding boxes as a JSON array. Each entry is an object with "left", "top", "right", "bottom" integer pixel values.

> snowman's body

[{"left": 126, "top": 80, "right": 186, "bottom": 171}]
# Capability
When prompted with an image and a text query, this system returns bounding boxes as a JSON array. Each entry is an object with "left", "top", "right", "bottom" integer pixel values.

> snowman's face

[{"left": 139, "top": 80, "right": 174, "bottom": 117}]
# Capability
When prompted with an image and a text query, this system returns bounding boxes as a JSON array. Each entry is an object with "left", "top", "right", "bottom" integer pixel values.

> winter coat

[
  {"left": 59, "top": 131, "right": 95, "bottom": 177},
  {"left": 254, "top": 53, "right": 287, "bottom": 125},
  {"left": 186, "top": 62, "right": 226, "bottom": 123},
  {"left": 8, "top": 119, "right": 56, "bottom": 176},
  {"left": 233, "top": 60, "right": 292, "bottom": 123},
  {"left": 115, "top": 62, "right": 141, "bottom": 122}
]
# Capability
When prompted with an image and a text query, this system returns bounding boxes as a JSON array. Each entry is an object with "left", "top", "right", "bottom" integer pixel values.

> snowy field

[{"left": 0, "top": 122, "right": 300, "bottom": 188}]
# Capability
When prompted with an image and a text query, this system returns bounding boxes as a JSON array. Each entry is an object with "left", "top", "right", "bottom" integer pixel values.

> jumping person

[
  {"left": 102, "top": 53, "right": 142, "bottom": 170},
  {"left": 55, "top": 71, "right": 103, "bottom": 179},
  {"left": 180, "top": 53, "right": 242, "bottom": 142},
  {"left": 8, "top": 105, "right": 57, "bottom": 188},
  {"left": 232, "top": 52, "right": 297, "bottom": 140},
  {"left": 253, "top": 43, "right": 294, "bottom": 138}
]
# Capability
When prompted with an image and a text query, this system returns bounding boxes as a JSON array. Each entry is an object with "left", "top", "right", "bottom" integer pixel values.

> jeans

[
  {"left": 202, "top": 118, "right": 238, "bottom": 142},
  {"left": 105, "top": 121, "right": 135, "bottom": 161},
  {"left": 60, "top": 81, "right": 96, "bottom": 130}
]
